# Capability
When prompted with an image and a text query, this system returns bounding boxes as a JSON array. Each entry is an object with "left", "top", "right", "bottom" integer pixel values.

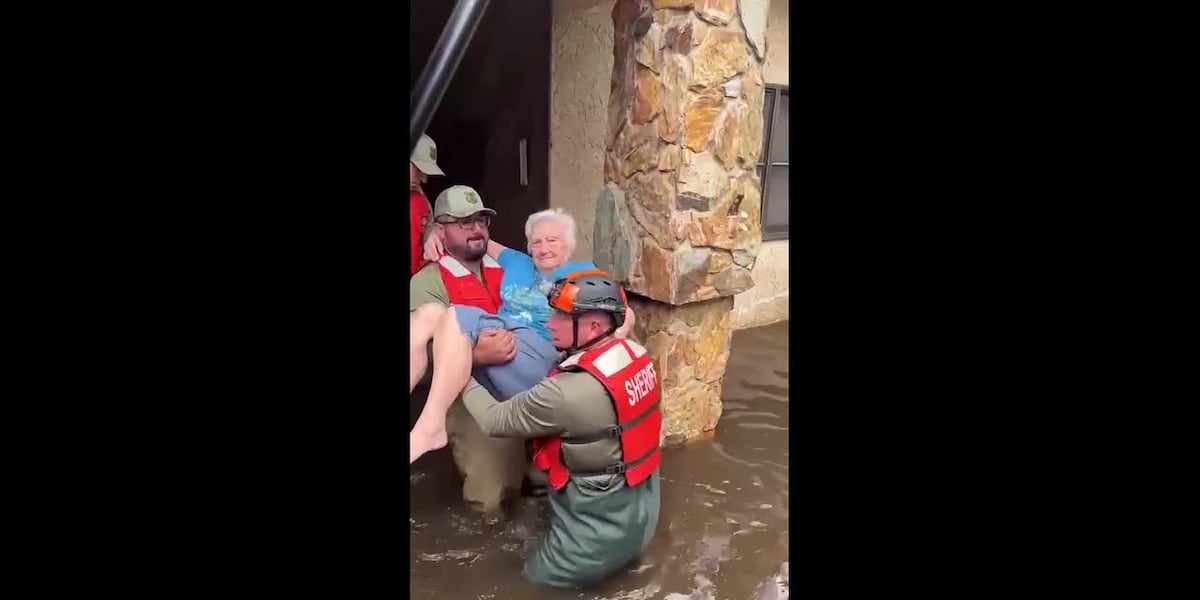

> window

[{"left": 759, "top": 85, "right": 788, "bottom": 241}]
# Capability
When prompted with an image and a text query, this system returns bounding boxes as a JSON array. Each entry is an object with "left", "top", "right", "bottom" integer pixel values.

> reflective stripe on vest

[{"left": 436, "top": 255, "right": 504, "bottom": 314}]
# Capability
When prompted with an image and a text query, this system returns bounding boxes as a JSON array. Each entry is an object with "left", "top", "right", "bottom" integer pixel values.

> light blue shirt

[{"left": 497, "top": 249, "right": 597, "bottom": 343}]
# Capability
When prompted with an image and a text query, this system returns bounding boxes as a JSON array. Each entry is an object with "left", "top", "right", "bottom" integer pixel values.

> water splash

[
  {"left": 592, "top": 581, "right": 663, "bottom": 600},
  {"left": 720, "top": 411, "right": 784, "bottom": 421},
  {"left": 736, "top": 422, "right": 789, "bottom": 431},
  {"left": 710, "top": 442, "right": 768, "bottom": 469},
  {"left": 756, "top": 562, "right": 790, "bottom": 599},
  {"left": 692, "top": 482, "right": 728, "bottom": 495}
]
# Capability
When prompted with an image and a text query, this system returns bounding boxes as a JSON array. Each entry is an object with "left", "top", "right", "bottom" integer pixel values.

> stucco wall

[
  {"left": 731, "top": 239, "right": 788, "bottom": 327},
  {"left": 549, "top": 0, "right": 614, "bottom": 263},
  {"left": 762, "top": 0, "right": 788, "bottom": 87},
  {"left": 550, "top": 0, "right": 789, "bottom": 329},
  {"left": 733, "top": 0, "right": 789, "bottom": 329}
]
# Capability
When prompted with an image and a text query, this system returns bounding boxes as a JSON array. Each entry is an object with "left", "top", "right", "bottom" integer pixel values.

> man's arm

[
  {"left": 473, "top": 330, "right": 516, "bottom": 365},
  {"left": 615, "top": 305, "right": 637, "bottom": 339},
  {"left": 410, "top": 267, "right": 513, "bottom": 365},
  {"left": 421, "top": 195, "right": 434, "bottom": 245},
  {"left": 410, "top": 268, "right": 450, "bottom": 312},
  {"left": 486, "top": 240, "right": 511, "bottom": 260},
  {"left": 461, "top": 375, "right": 566, "bottom": 438}
]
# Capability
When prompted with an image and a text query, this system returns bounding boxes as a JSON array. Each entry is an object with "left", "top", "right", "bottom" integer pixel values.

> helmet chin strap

[{"left": 558, "top": 315, "right": 617, "bottom": 353}]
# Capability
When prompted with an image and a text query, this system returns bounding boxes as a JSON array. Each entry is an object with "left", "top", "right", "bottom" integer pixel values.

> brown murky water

[{"left": 410, "top": 321, "right": 789, "bottom": 599}]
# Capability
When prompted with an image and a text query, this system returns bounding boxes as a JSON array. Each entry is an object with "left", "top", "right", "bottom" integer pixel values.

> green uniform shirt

[
  {"left": 410, "top": 258, "right": 490, "bottom": 311},
  {"left": 463, "top": 367, "right": 623, "bottom": 471},
  {"left": 409, "top": 262, "right": 453, "bottom": 311}
]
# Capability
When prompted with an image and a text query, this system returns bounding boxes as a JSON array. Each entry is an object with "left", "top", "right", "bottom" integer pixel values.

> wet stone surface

[{"left": 410, "top": 321, "right": 789, "bottom": 599}]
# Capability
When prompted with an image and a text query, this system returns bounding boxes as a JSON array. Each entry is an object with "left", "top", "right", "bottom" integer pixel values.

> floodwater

[{"left": 409, "top": 321, "right": 789, "bottom": 599}]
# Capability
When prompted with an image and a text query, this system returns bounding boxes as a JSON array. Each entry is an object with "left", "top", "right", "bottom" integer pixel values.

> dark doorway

[{"left": 410, "top": 0, "right": 552, "bottom": 250}]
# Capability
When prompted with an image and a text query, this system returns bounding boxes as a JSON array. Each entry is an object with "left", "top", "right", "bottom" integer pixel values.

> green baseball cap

[
  {"left": 411, "top": 134, "right": 444, "bottom": 176},
  {"left": 434, "top": 185, "right": 497, "bottom": 219}
]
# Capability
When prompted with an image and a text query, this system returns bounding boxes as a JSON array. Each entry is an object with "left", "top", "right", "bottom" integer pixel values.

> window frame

[{"left": 759, "top": 84, "right": 789, "bottom": 242}]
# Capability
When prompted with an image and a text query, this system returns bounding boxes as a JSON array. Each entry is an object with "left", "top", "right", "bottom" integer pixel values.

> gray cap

[
  {"left": 411, "top": 134, "right": 444, "bottom": 176},
  {"left": 433, "top": 185, "right": 497, "bottom": 219}
]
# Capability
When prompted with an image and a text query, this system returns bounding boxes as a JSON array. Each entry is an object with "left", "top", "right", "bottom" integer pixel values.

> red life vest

[
  {"left": 436, "top": 255, "right": 504, "bottom": 314},
  {"left": 410, "top": 189, "right": 431, "bottom": 276},
  {"left": 532, "top": 337, "right": 662, "bottom": 491}
]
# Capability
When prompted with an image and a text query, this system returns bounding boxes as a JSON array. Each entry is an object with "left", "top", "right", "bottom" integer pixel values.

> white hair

[{"left": 525, "top": 208, "right": 577, "bottom": 254}]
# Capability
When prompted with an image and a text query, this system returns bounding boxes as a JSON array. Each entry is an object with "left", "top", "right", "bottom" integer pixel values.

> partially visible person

[
  {"left": 410, "top": 185, "right": 526, "bottom": 516},
  {"left": 410, "top": 209, "right": 637, "bottom": 463},
  {"left": 409, "top": 133, "right": 444, "bottom": 276},
  {"left": 458, "top": 270, "right": 662, "bottom": 589}
]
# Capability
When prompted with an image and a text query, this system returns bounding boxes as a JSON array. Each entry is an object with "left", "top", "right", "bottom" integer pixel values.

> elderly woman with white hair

[{"left": 410, "top": 208, "right": 636, "bottom": 463}]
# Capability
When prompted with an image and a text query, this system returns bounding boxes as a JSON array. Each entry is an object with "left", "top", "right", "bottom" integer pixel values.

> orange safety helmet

[{"left": 546, "top": 269, "right": 628, "bottom": 328}]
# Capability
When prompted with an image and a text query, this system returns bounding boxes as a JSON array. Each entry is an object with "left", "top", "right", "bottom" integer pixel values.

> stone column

[{"left": 594, "top": 0, "right": 768, "bottom": 446}]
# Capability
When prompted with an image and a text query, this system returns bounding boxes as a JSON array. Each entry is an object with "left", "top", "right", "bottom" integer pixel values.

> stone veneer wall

[
  {"left": 592, "top": 0, "right": 771, "bottom": 444},
  {"left": 551, "top": 0, "right": 788, "bottom": 330}
]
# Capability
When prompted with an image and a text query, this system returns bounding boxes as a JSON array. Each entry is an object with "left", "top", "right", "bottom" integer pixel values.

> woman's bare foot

[{"left": 409, "top": 424, "right": 448, "bottom": 464}]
